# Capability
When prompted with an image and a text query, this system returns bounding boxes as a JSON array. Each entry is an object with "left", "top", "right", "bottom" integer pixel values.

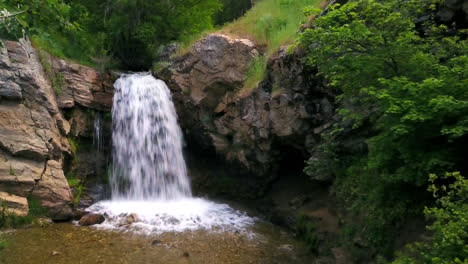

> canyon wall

[{"left": 0, "top": 39, "right": 112, "bottom": 220}]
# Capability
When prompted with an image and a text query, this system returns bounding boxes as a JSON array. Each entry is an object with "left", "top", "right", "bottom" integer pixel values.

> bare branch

[{"left": 0, "top": 10, "right": 27, "bottom": 19}]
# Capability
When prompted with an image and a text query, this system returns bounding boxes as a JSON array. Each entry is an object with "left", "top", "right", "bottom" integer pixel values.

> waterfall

[
  {"left": 110, "top": 73, "right": 191, "bottom": 200},
  {"left": 87, "top": 73, "right": 253, "bottom": 234},
  {"left": 93, "top": 112, "right": 103, "bottom": 152}
]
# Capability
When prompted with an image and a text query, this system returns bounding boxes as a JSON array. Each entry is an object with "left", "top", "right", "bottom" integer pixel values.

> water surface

[{"left": 1, "top": 221, "right": 314, "bottom": 264}]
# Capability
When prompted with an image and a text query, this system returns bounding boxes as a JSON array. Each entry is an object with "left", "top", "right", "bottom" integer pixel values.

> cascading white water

[
  {"left": 110, "top": 74, "right": 191, "bottom": 200},
  {"left": 93, "top": 112, "right": 103, "bottom": 152},
  {"left": 87, "top": 73, "right": 254, "bottom": 234}
]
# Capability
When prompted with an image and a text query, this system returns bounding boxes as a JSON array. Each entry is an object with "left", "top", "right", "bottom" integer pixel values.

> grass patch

[
  {"left": 220, "top": 0, "right": 323, "bottom": 55},
  {"left": 27, "top": 196, "right": 48, "bottom": 218},
  {"left": 240, "top": 55, "right": 267, "bottom": 95},
  {"left": 0, "top": 196, "right": 48, "bottom": 229}
]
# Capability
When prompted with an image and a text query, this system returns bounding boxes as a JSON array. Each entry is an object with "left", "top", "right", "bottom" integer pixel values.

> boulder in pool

[{"left": 79, "top": 213, "right": 105, "bottom": 226}]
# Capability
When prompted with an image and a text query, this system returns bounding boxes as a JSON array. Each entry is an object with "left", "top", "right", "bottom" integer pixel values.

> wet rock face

[{"left": 161, "top": 34, "right": 336, "bottom": 196}]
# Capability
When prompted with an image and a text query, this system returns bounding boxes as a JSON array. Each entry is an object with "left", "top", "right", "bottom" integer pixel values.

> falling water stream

[
  {"left": 87, "top": 73, "right": 253, "bottom": 233},
  {"left": 93, "top": 112, "right": 103, "bottom": 152},
  {"left": 110, "top": 74, "right": 191, "bottom": 200}
]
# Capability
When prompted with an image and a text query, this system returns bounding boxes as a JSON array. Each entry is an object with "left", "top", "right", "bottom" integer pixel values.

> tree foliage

[
  {"left": 393, "top": 172, "right": 468, "bottom": 264},
  {"left": 1, "top": 0, "right": 225, "bottom": 69},
  {"left": 299, "top": 0, "right": 468, "bottom": 257},
  {"left": 80, "top": 0, "right": 222, "bottom": 69}
]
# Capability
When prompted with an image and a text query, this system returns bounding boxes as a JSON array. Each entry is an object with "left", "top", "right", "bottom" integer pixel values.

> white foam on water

[{"left": 87, "top": 198, "right": 255, "bottom": 234}]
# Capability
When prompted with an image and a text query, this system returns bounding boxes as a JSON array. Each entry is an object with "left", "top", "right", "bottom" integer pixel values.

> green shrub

[
  {"left": 66, "top": 172, "right": 84, "bottom": 206},
  {"left": 393, "top": 172, "right": 468, "bottom": 264}
]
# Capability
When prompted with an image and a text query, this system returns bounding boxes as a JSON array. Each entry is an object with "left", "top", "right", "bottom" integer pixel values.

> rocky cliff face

[
  {"left": 0, "top": 39, "right": 112, "bottom": 220},
  {"left": 159, "top": 34, "right": 336, "bottom": 196}
]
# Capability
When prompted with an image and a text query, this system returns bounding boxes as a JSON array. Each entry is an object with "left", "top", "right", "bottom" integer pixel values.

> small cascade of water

[
  {"left": 87, "top": 73, "right": 254, "bottom": 234},
  {"left": 111, "top": 73, "right": 191, "bottom": 200},
  {"left": 93, "top": 112, "right": 104, "bottom": 152}
]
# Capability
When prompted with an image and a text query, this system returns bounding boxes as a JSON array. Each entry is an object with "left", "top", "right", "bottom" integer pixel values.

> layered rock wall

[
  {"left": 160, "top": 34, "right": 336, "bottom": 196},
  {"left": 0, "top": 39, "right": 112, "bottom": 220}
]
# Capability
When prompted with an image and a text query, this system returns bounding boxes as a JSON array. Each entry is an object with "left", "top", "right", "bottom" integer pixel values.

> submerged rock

[{"left": 79, "top": 213, "right": 105, "bottom": 226}]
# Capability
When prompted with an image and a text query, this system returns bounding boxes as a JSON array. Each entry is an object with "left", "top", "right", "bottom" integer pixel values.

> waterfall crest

[{"left": 111, "top": 73, "right": 191, "bottom": 200}]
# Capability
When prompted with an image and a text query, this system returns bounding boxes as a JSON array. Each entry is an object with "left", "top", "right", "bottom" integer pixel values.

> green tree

[
  {"left": 79, "top": 0, "right": 222, "bottom": 69},
  {"left": 299, "top": 0, "right": 468, "bottom": 256}
]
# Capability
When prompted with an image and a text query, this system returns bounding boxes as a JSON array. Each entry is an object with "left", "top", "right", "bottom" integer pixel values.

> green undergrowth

[
  {"left": 66, "top": 172, "right": 85, "bottom": 207},
  {"left": 30, "top": 34, "right": 98, "bottom": 68},
  {"left": 296, "top": 214, "right": 319, "bottom": 253},
  {"left": 241, "top": 55, "right": 267, "bottom": 95},
  {"left": 0, "top": 196, "right": 49, "bottom": 251},
  {"left": 178, "top": 0, "right": 324, "bottom": 56},
  {"left": 36, "top": 49, "right": 65, "bottom": 95},
  {"left": 0, "top": 196, "right": 48, "bottom": 229},
  {"left": 220, "top": 0, "right": 323, "bottom": 55}
]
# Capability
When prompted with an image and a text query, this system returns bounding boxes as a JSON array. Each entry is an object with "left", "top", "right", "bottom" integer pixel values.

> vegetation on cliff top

[
  {"left": 0, "top": 0, "right": 253, "bottom": 70},
  {"left": 299, "top": 0, "right": 467, "bottom": 261},
  {"left": 221, "top": 0, "right": 323, "bottom": 55}
]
